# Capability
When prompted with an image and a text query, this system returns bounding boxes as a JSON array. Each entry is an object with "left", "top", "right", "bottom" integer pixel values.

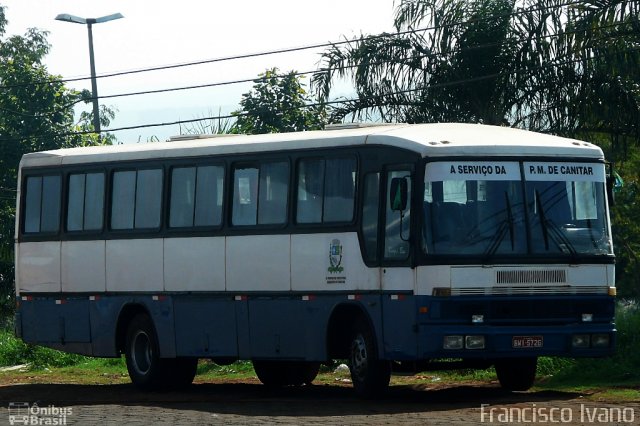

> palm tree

[
  {"left": 313, "top": 0, "right": 640, "bottom": 158},
  {"left": 313, "top": 0, "right": 517, "bottom": 124}
]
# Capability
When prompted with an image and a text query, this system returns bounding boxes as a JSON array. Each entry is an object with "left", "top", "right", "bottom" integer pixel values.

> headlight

[
  {"left": 572, "top": 334, "right": 590, "bottom": 348},
  {"left": 465, "top": 335, "right": 485, "bottom": 349},
  {"left": 443, "top": 335, "right": 463, "bottom": 350},
  {"left": 591, "top": 334, "right": 610, "bottom": 348}
]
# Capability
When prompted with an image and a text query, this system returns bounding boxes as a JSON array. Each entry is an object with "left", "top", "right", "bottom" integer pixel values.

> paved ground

[{"left": 1, "top": 381, "right": 639, "bottom": 425}]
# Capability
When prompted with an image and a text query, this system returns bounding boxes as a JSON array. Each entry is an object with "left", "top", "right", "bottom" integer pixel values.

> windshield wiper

[
  {"left": 536, "top": 190, "right": 550, "bottom": 250},
  {"left": 535, "top": 190, "right": 577, "bottom": 255},
  {"left": 483, "top": 192, "right": 516, "bottom": 258},
  {"left": 505, "top": 192, "right": 515, "bottom": 250}
]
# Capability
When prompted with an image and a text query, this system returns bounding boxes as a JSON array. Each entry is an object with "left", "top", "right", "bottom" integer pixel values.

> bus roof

[{"left": 20, "top": 123, "right": 604, "bottom": 168}]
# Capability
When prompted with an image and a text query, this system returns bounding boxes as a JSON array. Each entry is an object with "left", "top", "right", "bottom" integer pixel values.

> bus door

[
  {"left": 381, "top": 167, "right": 417, "bottom": 358},
  {"left": 382, "top": 167, "right": 415, "bottom": 287}
]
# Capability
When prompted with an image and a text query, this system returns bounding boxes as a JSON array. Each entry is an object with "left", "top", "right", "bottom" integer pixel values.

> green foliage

[
  {"left": 440, "top": 301, "right": 640, "bottom": 387},
  {"left": 546, "top": 300, "right": 640, "bottom": 386},
  {"left": 610, "top": 154, "right": 640, "bottom": 298},
  {"left": 314, "top": 0, "right": 519, "bottom": 123},
  {"left": 536, "top": 356, "right": 574, "bottom": 376},
  {"left": 180, "top": 108, "right": 236, "bottom": 135},
  {"left": 0, "top": 5, "right": 117, "bottom": 319},
  {"left": 73, "top": 98, "right": 118, "bottom": 146},
  {"left": 314, "top": 0, "right": 640, "bottom": 144},
  {"left": 0, "top": 329, "right": 89, "bottom": 369},
  {"left": 196, "top": 360, "right": 255, "bottom": 378},
  {"left": 233, "top": 68, "right": 327, "bottom": 134}
]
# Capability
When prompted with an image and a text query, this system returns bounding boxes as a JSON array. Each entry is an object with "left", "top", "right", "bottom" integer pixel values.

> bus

[{"left": 14, "top": 123, "right": 616, "bottom": 396}]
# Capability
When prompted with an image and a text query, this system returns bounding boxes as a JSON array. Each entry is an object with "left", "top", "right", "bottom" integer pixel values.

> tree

[
  {"left": 0, "top": 5, "right": 113, "bottom": 319},
  {"left": 232, "top": 68, "right": 327, "bottom": 134},
  {"left": 313, "top": 0, "right": 517, "bottom": 124},
  {"left": 179, "top": 108, "right": 235, "bottom": 136},
  {"left": 73, "top": 92, "right": 118, "bottom": 146},
  {"left": 313, "top": 0, "right": 640, "bottom": 147},
  {"left": 611, "top": 153, "right": 640, "bottom": 299},
  {"left": 508, "top": 0, "right": 640, "bottom": 157}
]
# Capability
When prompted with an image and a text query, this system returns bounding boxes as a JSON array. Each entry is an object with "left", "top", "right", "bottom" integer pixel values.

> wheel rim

[
  {"left": 351, "top": 333, "right": 368, "bottom": 381},
  {"left": 131, "top": 330, "right": 153, "bottom": 375}
]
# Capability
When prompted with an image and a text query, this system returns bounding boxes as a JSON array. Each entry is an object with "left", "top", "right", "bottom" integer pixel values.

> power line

[
  {"left": 1, "top": 44, "right": 636, "bottom": 143},
  {"left": 92, "top": 22, "right": 635, "bottom": 102},
  {"left": 1, "top": 18, "right": 633, "bottom": 120},
  {"left": 0, "top": 0, "right": 589, "bottom": 91}
]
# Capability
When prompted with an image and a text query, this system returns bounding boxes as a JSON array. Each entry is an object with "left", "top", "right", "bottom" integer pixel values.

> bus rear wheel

[
  {"left": 253, "top": 360, "right": 320, "bottom": 387},
  {"left": 348, "top": 318, "right": 390, "bottom": 398},
  {"left": 124, "top": 313, "right": 180, "bottom": 390},
  {"left": 495, "top": 357, "right": 537, "bottom": 391},
  {"left": 125, "top": 314, "right": 163, "bottom": 389}
]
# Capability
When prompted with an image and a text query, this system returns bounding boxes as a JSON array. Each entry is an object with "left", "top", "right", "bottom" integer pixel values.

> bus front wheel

[
  {"left": 348, "top": 318, "right": 390, "bottom": 397},
  {"left": 495, "top": 357, "right": 537, "bottom": 391}
]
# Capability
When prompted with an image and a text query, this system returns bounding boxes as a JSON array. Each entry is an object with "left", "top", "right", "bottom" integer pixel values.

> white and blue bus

[{"left": 14, "top": 123, "right": 616, "bottom": 395}]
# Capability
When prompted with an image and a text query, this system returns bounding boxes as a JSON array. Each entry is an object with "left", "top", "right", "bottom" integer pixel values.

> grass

[
  {"left": 196, "top": 360, "right": 257, "bottom": 380},
  {"left": 539, "top": 299, "right": 640, "bottom": 392},
  {"left": 0, "top": 329, "right": 90, "bottom": 369}
]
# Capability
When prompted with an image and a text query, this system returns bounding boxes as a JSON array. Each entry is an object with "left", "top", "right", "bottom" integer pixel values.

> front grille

[
  {"left": 451, "top": 285, "right": 607, "bottom": 296},
  {"left": 496, "top": 269, "right": 566, "bottom": 285}
]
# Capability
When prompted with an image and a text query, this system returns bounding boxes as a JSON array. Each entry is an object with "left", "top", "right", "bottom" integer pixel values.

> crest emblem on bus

[{"left": 328, "top": 239, "right": 344, "bottom": 273}]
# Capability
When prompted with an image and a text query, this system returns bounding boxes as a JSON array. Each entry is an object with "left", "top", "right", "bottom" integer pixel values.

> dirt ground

[{"left": 1, "top": 379, "right": 639, "bottom": 425}]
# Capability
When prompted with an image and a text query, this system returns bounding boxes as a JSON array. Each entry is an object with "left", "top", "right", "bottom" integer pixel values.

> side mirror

[
  {"left": 390, "top": 177, "right": 408, "bottom": 211},
  {"left": 605, "top": 162, "right": 617, "bottom": 206}
]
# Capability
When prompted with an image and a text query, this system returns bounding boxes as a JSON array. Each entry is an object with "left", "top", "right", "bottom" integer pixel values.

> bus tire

[
  {"left": 299, "top": 362, "right": 320, "bottom": 385},
  {"left": 253, "top": 360, "right": 288, "bottom": 387},
  {"left": 495, "top": 357, "right": 537, "bottom": 391},
  {"left": 253, "top": 361, "right": 320, "bottom": 387},
  {"left": 285, "top": 361, "right": 320, "bottom": 386},
  {"left": 124, "top": 313, "right": 168, "bottom": 390},
  {"left": 348, "top": 318, "right": 390, "bottom": 398},
  {"left": 167, "top": 358, "right": 198, "bottom": 388}
]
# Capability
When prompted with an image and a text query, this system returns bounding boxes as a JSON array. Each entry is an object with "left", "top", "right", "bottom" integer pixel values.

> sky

[{"left": 1, "top": 0, "right": 398, "bottom": 143}]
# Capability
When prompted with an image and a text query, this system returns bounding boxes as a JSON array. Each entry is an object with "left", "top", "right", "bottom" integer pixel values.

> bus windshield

[{"left": 422, "top": 161, "right": 612, "bottom": 257}]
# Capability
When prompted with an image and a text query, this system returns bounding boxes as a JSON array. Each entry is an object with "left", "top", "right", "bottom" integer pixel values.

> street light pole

[
  {"left": 86, "top": 20, "right": 101, "bottom": 135},
  {"left": 55, "top": 13, "right": 124, "bottom": 136}
]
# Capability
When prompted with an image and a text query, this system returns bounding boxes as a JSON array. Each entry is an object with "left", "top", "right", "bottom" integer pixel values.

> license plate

[{"left": 512, "top": 335, "right": 543, "bottom": 348}]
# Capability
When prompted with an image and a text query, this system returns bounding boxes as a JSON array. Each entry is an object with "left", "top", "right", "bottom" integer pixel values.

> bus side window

[
  {"left": 111, "top": 171, "right": 136, "bottom": 229},
  {"left": 170, "top": 165, "right": 225, "bottom": 228},
  {"left": 195, "top": 166, "right": 225, "bottom": 226},
  {"left": 232, "top": 167, "right": 259, "bottom": 226},
  {"left": 324, "top": 158, "right": 356, "bottom": 222},
  {"left": 169, "top": 167, "right": 196, "bottom": 228},
  {"left": 67, "top": 172, "right": 105, "bottom": 231},
  {"left": 296, "top": 157, "right": 357, "bottom": 224},
  {"left": 258, "top": 161, "right": 289, "bottom": 225},
  {"left": 297, "top": 159, "right": 324, "bottom": 223},
  {"left": 361, "top": 173, "right": 380, "bottom": 262},
  {"left": 111, "top": 169, "right": 163, "bottom": 230},
  {"left": 232, "top": 161, "right": 289, "bottom": 227},
  {"left": 135, "top": 170, "right": 163, "bottom": 229},
  {"left": 24, "top": 175, "right": 61, "bottom": 234}
]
